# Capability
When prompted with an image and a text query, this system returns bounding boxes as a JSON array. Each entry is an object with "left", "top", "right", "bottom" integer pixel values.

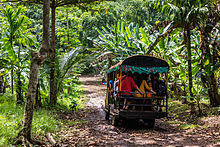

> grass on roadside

[
  {"left": 167, "top": 99, "right": 220, "bottom": 130},
  {"left": 0, "top": 104, "right": 62, "bottom": 146},
  {"left": 0, "top": 83, "right": 85, "bottom": 145}
]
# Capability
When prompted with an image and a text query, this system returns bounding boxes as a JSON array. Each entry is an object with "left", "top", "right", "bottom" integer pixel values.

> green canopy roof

[
  {"left": 107, "top": 65, "right": 168, "bottom": 74},
  {"left": 107, "top": 55, "right": 169, "bottom": 74}
]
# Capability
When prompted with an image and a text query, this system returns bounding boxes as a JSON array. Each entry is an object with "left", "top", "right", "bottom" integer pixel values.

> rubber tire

[
  {"left": 112, "top": 116, "right": 120, "bottom": 126},
  {"left": 145, "top": 119, "right": 155, "bottom": 128},
  {"left": 105, "top": 111, "right": 110, "bottom": 120}
]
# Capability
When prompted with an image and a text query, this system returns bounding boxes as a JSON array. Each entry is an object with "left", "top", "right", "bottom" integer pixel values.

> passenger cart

[{"left": 104, "top": 55, "right": 169, "bottom": 127}]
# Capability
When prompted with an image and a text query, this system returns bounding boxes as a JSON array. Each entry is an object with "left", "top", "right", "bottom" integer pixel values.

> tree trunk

[
  {"left": 210, "top": 34, "right": 220, "bottom": 105},
  {"left": 50, "top": 1, "right": 57, "bottom": 105},
  {"left": 66, "top": 7, "right": 70, "bottom": 50},
  {"left": 17, "top": 0, "right": 50, "bottom": 144},
  {"left": 11, "top": 65, "right": 14, "bottom": 94},
  {"left": 19, "top": 53, "right": 41, "bottom": 141},
  {"left": 10, "top": 35, "right": 14, "bottom": 95},
  {"left": 16, "top": 45, "right": 23, "bottom": 104},
  {"left": 190, "top": 102, "right": 196, "bottom": 115},
  {"left": 200, "top": 30, "right": 220, "bottom": 106},
  {"left": 210, "top": 75, "right": 220, "bottom": 106},
  {"left": 185, "top": 28, "right": 193, "bottom": 99},
  {"left": 16, "top": 70, "right": 23, "bottom": 104},
  {"left": 67, "top": 87, "right": 71, "bottom": 94},
  {"left": 3, "top": 77, "right": 6, "bottom": 93},
  {"left": 35, "top": 81, "right": 42, "bottom": 108},
  {"left": 0, "top": 76, "right": 3, "bottom": 93}
]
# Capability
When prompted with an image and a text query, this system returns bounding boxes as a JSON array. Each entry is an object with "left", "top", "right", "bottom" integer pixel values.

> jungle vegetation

[{"left": 0, "top": 0, "right": 219, "bottom": 145}]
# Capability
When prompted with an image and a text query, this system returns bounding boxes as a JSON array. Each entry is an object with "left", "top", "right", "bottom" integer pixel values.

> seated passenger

[
  {"left": 121, "top": 72, "right": 144, "bottom": 109},
  {"left": 145, "top": 80, "right": 157, "bottom": 111},
  {"left": 133, "top": 74, "right": 156, "bottom": 98},
  {"left": 109, "top": 80, "right": 114, "bottom": 94},
  {"left": 152, "top": 72, "right": 166, "bottom": 112},
  {"left": 113, "top": 75, "right": 119, "bottom": 100},
  {"left": 152, "top": 73, "right": 166, "bottom": 97},
  {"left": 146, "top": 81, "right": 153, "bottom": 98}
]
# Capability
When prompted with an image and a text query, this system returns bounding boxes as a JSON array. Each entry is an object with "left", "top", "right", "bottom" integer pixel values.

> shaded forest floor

[{"left": 52, "top": 75, "right": 220, "bottom": 146}]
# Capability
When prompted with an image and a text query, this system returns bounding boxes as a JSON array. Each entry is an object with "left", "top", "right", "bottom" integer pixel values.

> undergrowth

[
  {"left": 0, "top": 83, "right": 84, "bottom": 146},
  {"left": 0, "top": 104, "right": 62, "bottom": 145},
  {"left": 167, "top": 99, "right": 220, "bottom": 130},
  {"left": 58, "top": 83, "right": 85, "bottom": 110}
]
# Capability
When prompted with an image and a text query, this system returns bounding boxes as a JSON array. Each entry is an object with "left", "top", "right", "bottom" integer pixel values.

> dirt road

[{"left": 57, "top": 75, "right": 219, "bottom": 146}]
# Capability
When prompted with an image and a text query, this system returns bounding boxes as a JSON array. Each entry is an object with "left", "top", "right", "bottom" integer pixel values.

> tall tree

[
  {"left": 197, "top": 1, "right": 220, "bottom": 106},
  {"left": 157, "top": 0, "right": 219, "bottom": 105},
  {"left": 16, "top": 0, "right": 50, "bottom": 145},
  {"left": 50, "top": 0, "right": 57, "bottom": 105},
  {"left": 161, "top": 0, "right": 199, "bottom": 98}
]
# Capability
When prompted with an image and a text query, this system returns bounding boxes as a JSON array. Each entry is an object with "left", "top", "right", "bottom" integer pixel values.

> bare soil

[{"left": 56, "top": 75, "right": 220, "bottom": 146}]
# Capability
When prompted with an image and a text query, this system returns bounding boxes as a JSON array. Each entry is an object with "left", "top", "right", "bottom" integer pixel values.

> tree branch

[{"left": 146, "top": 22, "right": 180, "bottom": 54}]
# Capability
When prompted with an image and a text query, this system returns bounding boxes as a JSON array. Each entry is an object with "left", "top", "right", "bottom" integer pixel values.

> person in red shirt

[{"left": 120, "top": 72, "right": 143, "bottom": 109}]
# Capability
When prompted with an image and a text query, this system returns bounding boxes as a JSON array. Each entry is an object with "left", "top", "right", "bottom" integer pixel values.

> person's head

[
  {"left": 154, "top": 72, "right": 160, "bottom": 79},
  {"left": 142, "top": 73, "right": 149, "bottom": 81},
  {"left": 109, "top": 80, "right": 113, "bottom": 86},
  {"left": 133, "top": 72, "right": 139, "bottom": 80},
  {"left": 116, "top": 74, "right": 119, "bottom": 79},
  {"left": 148, "top": 81, "right": 152, "bottom": 87},
  {"left": 122, "top": 71, "right": 126, "bottom": 76},
  {"left": 127, "top": 71, "right": 132, "bottom": 77},
  {"left": 150, "top": 73, "right": 154, "bottom": 80},
  {"left": 162, "top": 72, "right": 166, "bottom": 80}
]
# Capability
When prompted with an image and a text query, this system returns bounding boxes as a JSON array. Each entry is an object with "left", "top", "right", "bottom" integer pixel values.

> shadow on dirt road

[{"left": 56, "top": 75, "right": 219, "bottom": 146}]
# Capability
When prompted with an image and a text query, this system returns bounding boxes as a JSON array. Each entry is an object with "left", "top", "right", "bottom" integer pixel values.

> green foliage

[
  {"left": 56, "top": 7, "right": 82, "bottom": 51},
  {"left": 0, "top": 82, "right": 84, "bottom": 145},
  {"left": 0, "top": 103, "right": 61, "bottom": 146},
  {"left": 168, "top": 100, "right": 219, "bottom": 121},
  {"left": 0, "top": 105, "right": 23, "bottom": 145},
  {"left": 1, "top": 4, "right": 36, "bottom": 64},
  {"left": 0, "top": 4, "right": 37, "bottom": 97},
  {"left": 0, "top": 93, "right": 16, "bottom": 105},
  {"left": 79, "top": 0, "right": 167, "bottom": 47},
  {"left": 33, "top": 109, "right": 61, "bottom": 135},
  {"left": 179, "top": 123, "right": 197, "bottom": 130},
  {"left": 57, "top": 48, "right": 80, "bottom": 91},
  {"left": 0, "top": 103, "right": 61, "bottom": 145},
  {"left": 161, "top": 0, "right": 210, "bottom": 24},
  {"left": 90, "top": 21, "right": 156, "bottom": 71},
  {"left": 58, "top": 82, "right": 85, "bottom": 110},
  {"left": 0, "top": 1, "right": 218, "bottom": 145},
  {"left": 90, "top": 20, "right": 184, "bottom": 73}
]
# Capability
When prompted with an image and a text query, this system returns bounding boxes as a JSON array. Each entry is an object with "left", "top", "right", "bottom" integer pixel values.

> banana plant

[{"left": 90, "top": 21, "right": 159, "bottom": 69}]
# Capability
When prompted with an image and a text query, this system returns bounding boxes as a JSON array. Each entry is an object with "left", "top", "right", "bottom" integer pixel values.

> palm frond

[{"left": 57, "top": 47, "right": 82, "bottom": 92}]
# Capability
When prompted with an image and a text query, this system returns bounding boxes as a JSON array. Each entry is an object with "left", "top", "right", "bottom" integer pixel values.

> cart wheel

[
  {"left": 144, "top": 119, "right": 155, "bottom": 128},
  {"left": 105, "top": 111, "right": 110, "bottom": 120},
  {"left": 112, "top": 116, "right": 120, "bottom": 126}
]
